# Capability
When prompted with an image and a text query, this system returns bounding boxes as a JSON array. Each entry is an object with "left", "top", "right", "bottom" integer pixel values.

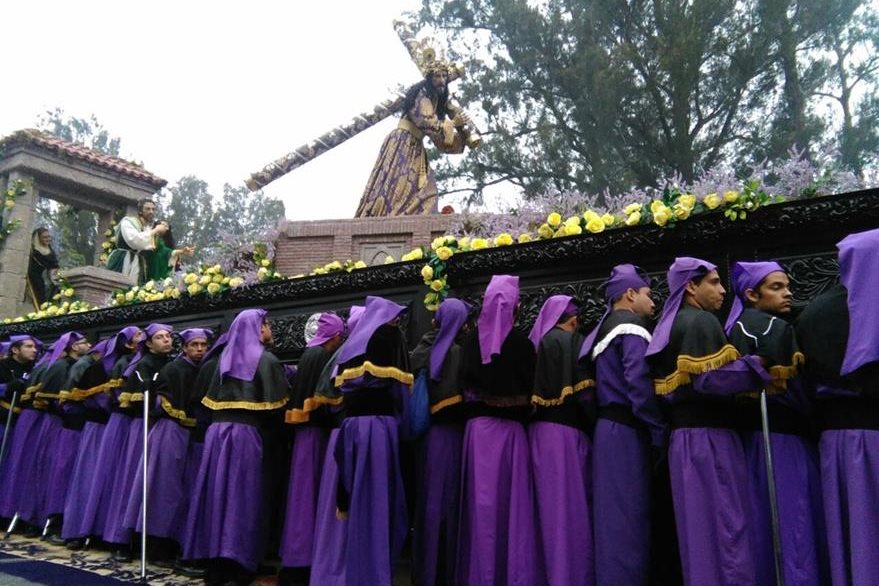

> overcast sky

[{"left": 0, "top": 0, "right": 487, "bottom": 220}]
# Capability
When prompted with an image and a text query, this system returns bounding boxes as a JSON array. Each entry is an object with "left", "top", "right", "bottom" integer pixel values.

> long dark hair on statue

[
  {"left": 403, "top": 74, "right": 449, "bottom": 121},
  {"left": 154, "top": 220, "right": 176, "bottom": 249}
]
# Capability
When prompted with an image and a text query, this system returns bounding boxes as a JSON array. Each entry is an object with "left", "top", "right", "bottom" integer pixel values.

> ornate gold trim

[
  {"left": 118, "top": 392, "right": 145, "bottom": 408},
  {"left": 531, "top": 378, "right": 595, "bottom": 407},
  {"left": 654, "top": 344, "right": 741, "bottom": 395},
  {"left": 430, "top": 394, "right": 463, "bottom": 414},
  {"left": 284, "top": 394, "right": 343, "bottom": 424},
  {"left": 159, "top": 396, "right": 196, "bottom": 427},
  {"left": 201, "top": 396, "right": 288, "bottom": 412},
  {"left": 334, "top": 361, "right": 414, "bottom": 387},
  {"left": 0, "top": 400, "right": 22, "bottom": 414}
]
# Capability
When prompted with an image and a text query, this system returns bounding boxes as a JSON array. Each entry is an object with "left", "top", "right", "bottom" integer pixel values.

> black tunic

[
  {"left": 532, "top": 327, "right": 593, "bottom": 430},
  {"left": 286, "top": 345, "right": 333, "bottom": 425},
  {"left": 153, "top": 357, "right": 200, "bottom": 427}
]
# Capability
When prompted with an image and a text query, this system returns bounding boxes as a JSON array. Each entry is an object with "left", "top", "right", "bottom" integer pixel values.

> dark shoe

[
  {"left": 174, "top": 561, "right": 206, "bottom": 578},
  {"left": 66, "top": 538, "right": 86, "bottom": 550},
  {"left": 46, "top": 534, "right": 67, "bottom": 546},
  {"left": 152, "top": 557, "right": 175, "bottom": 569},
  {"left": 22, "top": 525, "right": 41, "bottom": 538},
  {"left": 110, "top": 549, "right": 133, "bottom": 563}
]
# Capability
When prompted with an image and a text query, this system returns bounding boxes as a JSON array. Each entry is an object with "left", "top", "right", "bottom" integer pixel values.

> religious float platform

[{"left": 1, "top": 187, "right": 877, "bottom": 358}]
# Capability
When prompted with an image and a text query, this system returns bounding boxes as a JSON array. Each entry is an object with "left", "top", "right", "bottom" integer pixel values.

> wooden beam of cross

[{"left": 244, "top": 18, "right": 473, "bottom": 192}]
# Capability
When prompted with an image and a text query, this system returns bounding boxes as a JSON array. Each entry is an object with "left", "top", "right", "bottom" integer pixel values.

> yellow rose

[
  {"left": 5, "top": 199, "right": 15, "bottom": 210},
  {"left": 184, "top": 273, "right": 197, "bottom": 284},
  {"left": 207, "top": 282, "right": 221, "bottom": 295},
  {"left": 431, "top": 236, "right": 446, "bottom": 251},
  {"left": 212, "top": 264, "right": 222, "bottom": 274},
  {"left": 384, "top": 255, "right": 395, "bottom": 264},
  {"left": 430, "top": 279, "right": 445, "bottom": 292},
  {"left": 624, "top": 202, "right": 642, "bottom": 215},
  {"left": 163, "top": 278, "right": 174, "bottom": 288},
  {"left": 582, "top": 210, "right": 600, "bottom": 223},
  {"left": 678, "top": 194, "right": 696, "bottom": 210},
  {"left": 436, "top": 246, "right": 454, "bottom": 260},
  {"left": 164, "top": 288, "right": 175, "bottom": 299},
  {"left": 547, "top": 212, "right": 562, "bottom": 228},
  {"left": 471, "top": 238, "right": 488, "bottom": 250},
  {"left": 650, "top": 200, "right": 666, "bottom": 214},
  {"left": 57, "top": 307, "right": 68, "bottom": 315},
  {"left": 703, "top": 193, "right": 721, "bottom": 209},
  {"left": 425, "top": 292, "right": 440, "bottom": 305},
  {"left": 723, "top": 190, "right": 739, "bottom": 203},
  {"left": 326, "top": 261, "right": 343, "bottom": 271},
  {"left": 537, "top": 224, "right": 553, "bottom": 239},
  {"left": 47, "top": 306, "right": 58, "bottom": 315},
  {"left": 212, "top": 274, "right": 223, "bottom": 284},
  {"left": 567, "top": 223, "right": 583, "bottom": 235},
  {"left": 257, "top": 267, "right": 270, "bottom": 278},
  {"left": 125, "top": 291, "right": 135, "bottom": 301},
  {"left": 187, "top": 283, "right": 202, "bottom": 296},
  {"left": 425, "top": 303, "right": 439, "bottom": 312},
  {"left": 353, "top": 261, "right": 367, "bottom": 269},
  {"left": 673, "top": 204, "right": 691, "bottom": 220},
  {"left": 170, "top": 288, "right": 181, "bottom": 298},
  {"left": 625, "top": 211, "right": 642, "bottom": 226},
  {"left": 586, "top": 218, "right": 605, "bottom": 233},
  {"left": 601, "top": 213, "right": 615, "bottom": 226},
  {"left": 653, "top": 206, "right": 671, "bottom": 226},
  {"left": 198, "top": 275, "right": 211, "bottom": 286},
  {"left": 105, "top": 229, "right": 113, "bottom": 237},
  {"left": 518, "top": 233, "right": 532, "bottom": 243},
  {"left": 458, "top": 236, "right": 471, "bottom": 249},
  {"left": 553, "top": 226, "right": 568, "bottom": 238},
  {"left": 221, "top": 276, "right": 230, "bottom": 285},
  {"left": 63, "top": 288, "right": 74, "bottom": 297},
  {"left": 260, "top": 259, "right": 271, "bottom": 267},
  {"left": 100, "top": 254, "right": 108, "bottom": 263},
  {"left": 115, "top": 293, "right": 126, "bottom": 304},
  {"left": 102, "top": 241, "right": 111, "bottom": 250},
  {"left": 494, "top": 233, "right": 513, "bottom": 247},
  {"left": 407, "top": 248, "right": 424, "bottom": 261},
  {"left": 144, "top": 280, "right": 155, "bottom": 291},
  {"left": 228, "top": 277, "right": 244, "bottom": 288},
  {"left": 421, "top": 265, "right": 434, "bottom": 281}
]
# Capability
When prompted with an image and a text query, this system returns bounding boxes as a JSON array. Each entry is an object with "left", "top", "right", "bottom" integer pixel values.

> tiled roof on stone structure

[{"left": 0, "top": 128, "right": 167, "bottom": 189}]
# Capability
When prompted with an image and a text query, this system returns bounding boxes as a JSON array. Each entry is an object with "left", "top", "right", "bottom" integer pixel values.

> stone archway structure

[{"left": 0, "top": 129, "right": 167, "bottom": 317}]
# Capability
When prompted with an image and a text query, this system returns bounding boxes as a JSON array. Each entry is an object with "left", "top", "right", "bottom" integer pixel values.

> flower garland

[
  {"left": 98, "top": 213, "right": 122, "bottom": 264},
  {"left": 0, "top": 179, "right": 31, "bottom": 244},
  {"left": 2, "top": 277, "right": 95, "bottom": 323},
  {"left": 417, "top": 182, "right": 784, "bottom": 310}
]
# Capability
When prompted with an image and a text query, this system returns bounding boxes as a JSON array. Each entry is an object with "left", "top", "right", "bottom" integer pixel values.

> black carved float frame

[{"left": 2, "top": 189, "right": 876, "bottom": 361}]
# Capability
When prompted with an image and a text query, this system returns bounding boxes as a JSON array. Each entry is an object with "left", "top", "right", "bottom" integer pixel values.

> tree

[
  {"left": 35, "top": 109, "right": 117, "bottom": 266},
  {"left": 155, "top": 175, "right": 216, "bottom": 262},
  {"left": 418, "top": 0, "right": 878, "bottom": 205}
]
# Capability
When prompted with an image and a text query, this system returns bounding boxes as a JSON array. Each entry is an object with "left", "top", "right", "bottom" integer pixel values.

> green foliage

[{"left": 418, "top": 0, "right": 879, "bottom": 206}]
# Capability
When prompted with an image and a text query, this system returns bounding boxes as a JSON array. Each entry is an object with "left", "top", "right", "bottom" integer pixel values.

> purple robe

[
  {"left": 102, "top": 414, "right": 142, "bottom": 545},
  {"left": 529, "top": 421, "right": 592, "bottom": 586},
  {"left": 0, "top": 408, "right": 44, "bottom": 518},
  {"left": 45, "top": 425, "right": 82, "bottom": 517},
  {"left": 182, "top": 422, "right": 266, "bottom": 571},
  {"left": 413, "top": 421, "right": 464, "bottom": 586},
  {"left": 592, "top": 327, "right": 665, "bottom": 585},
  {"left": 279, "top": 425, "right": 329, "bottom": 567},
  {"left": 61, "top": 420, "right": 106, "bottom": 539},
  {"left": 18, "top": 411, "right": 63, "bottom": 525},
  {"left": 457, "top": 416, "right": 539, "bottom": 586},
  {"left": 309, "top": 428, "right": 348, "bottom": 586}
]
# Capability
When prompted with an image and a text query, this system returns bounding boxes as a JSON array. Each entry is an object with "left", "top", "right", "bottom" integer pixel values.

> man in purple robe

[
  {"left": 796, "top": 228, "right": 879, "bottom": 585},
  {"left": 105, "top": 323, "right": 174, "bottom": 562},
  {"left": 122, "top": 327, "right": 211, "bottom": 568},
  {"left": 19, "top": 332, "right": 89, "bottom": 534},
  {"left": 57, "top": 335, "right": 115, "bottom": 548},
  {"left": 356, "top": 62, "right": 470, "bottom": 217},
  {"left": 331, "top": 296, "right": 411, "bottom": 586},
  {"left": 310, "top": 305, "right": 364, "bottom": 586},
  {"left": 183, "top": 309, "right": 289, "bottom": 586},
  {"left": 0, "top": 334, "right": 39, "bottom": 525},
  {"left": 581, "top": 264, "right": 665, "bottom": 585},
  {"left": 278, "top": 312, "right": 345, "bottom": 586},
  {"left": 645, "top": 257, "right": 771, "bottom": 585},
  {"left": 73, "top": 326, "right": 142, "bottom": 550},
  {"left": 529, "top": 294, "right": 594, "bottom": 586},
  {"left": 408, "top": 298, "right": 471, "bottom": 586},
  {"left": 457, "top": 275, "right": 539, "bottom": 586},
  {"left": 725, "top": 261, "right": 828, "bottom": 585}
]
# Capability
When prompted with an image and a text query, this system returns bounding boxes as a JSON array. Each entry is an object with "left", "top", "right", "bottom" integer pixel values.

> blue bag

[{"left": 402, "top": 368, "right": 431, "bottom": 440}]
